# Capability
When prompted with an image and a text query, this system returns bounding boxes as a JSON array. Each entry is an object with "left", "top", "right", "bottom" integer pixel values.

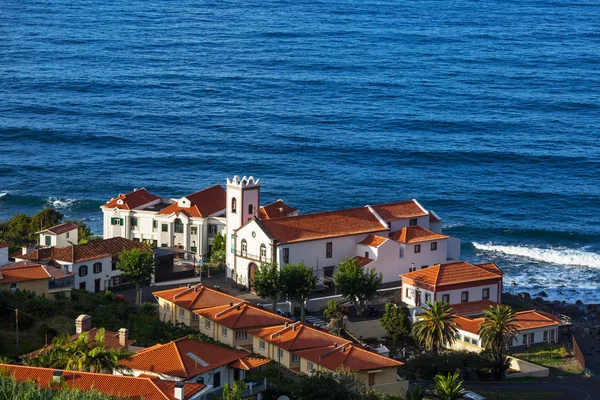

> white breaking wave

[
  {"left": 47, "top": 197, "right": 77, "bottom": 209},
  {"left": 473, "top": 242, "right": 600, "bottom": 269},
  {"left": 0, "top": 192, "right": 7, "bottom": 198}
]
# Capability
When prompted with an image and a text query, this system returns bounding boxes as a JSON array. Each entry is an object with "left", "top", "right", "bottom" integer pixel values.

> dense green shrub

[{"left": 401, "top": 350, "right": 510, "bottom": 380}]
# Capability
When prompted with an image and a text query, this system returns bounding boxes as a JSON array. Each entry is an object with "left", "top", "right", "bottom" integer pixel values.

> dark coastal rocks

[
  {"left": 576, "top": 300, "right": 584, "bottom": 306},
  {"left": 537, "top": 291, "right": 548, "bottom": 298}
]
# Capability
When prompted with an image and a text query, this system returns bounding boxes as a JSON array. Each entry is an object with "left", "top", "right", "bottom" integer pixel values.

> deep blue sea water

[{"left": 1, "top": 0, "right": 599, "bottom": 302}]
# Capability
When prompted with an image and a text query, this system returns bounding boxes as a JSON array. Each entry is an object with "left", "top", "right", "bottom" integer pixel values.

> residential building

[
  {"left": 118, "top": 338, "right": 269, "bottom": 398},
  {"left": 101, "top": 186, "right": 226, "bottom": 261},
  {"left": 248, "top": 322, "right": 342, "bottom": 370},
  {"left": 153, "top": 283, "right": 242, "bottom": 329},
  {"left": 0, "top": 364, "right": 209, "bottom": 400},
  {"left": 225, "top": 175, "right": 458, "bottom": 288},
  {"left": 0, "top": 261, "right": 73, "bottom": 298},
  {"left": 400, "top": 261, "right": 503, "bottom": 311},
  {"left": 451, "top": 310, "right": 561, "bottom": 351},
  {"left": 295, "top": 342, "right": 405, "bottom": 394},
  {"left": 194, "top": 302, "right": 292, "bottom": 349},
  {"left": 0, "top": 241, "right": 9, "bottom": 266},
  {"left": 13, "top": 237, "right": 148, "bottom": 292},
  {"left": 37, "top": 222, "right": 79, "bottom": 247}
]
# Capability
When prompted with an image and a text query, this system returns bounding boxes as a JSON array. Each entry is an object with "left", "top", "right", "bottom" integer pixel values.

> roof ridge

[
  {"left": 434, "top": 264, "right": 442, "bottom": 287},
  {"left": 172, "top": 341, "right": 189, "bottom": 377},
  {"left": 147, "top": 378, "right": 171, "bottom": 400}
]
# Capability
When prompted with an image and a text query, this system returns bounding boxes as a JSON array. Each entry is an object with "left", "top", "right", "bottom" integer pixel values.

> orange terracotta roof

[
  {"left": 454, "top": 316, "right": 484, "bottom": 335},
  {"left": 0, "top": 264, "right": 50, "bottom": 283},
  {"left": 429, "top": 212, "right": 441, "bottom": 223},
  {"left": 4, "top": 261, "right": 75, "bottom": 280},
  {"left": 513, "top": 310, "right": 560, "bottom": 330},
  {"left": 259, "top": 200, "right": 298, "bottom": 220},
  {"left": 158, "top": 185, "right": 225, "bottom": 218},
  {"left": 16, "top": 237, "right": 149, "bottom": 263},
  {"left": 228, "top": 356, "right": 271, "bottom": 370},
  {"left": 120, "top": 338, "right": 247, "bottom": 379},
  {"left": 259, "top": 207, "right": 388, "bottom": 244},
  {"left": 37, "top": 222, "right": 79, "bottom": 235},
  {"left": 0, "top": 364, "right": 205, "bottom": 400},
  {"left": 449, "top": 300, "right": 497, "bottom": 316},
  {"left": 401, "top": 261, "right": 503, "bottom": 289},
  {"left": 104, "top": 188, "right": 160, "bottom": 210},
  {"left": 0, "top": 241, "right": 9, "bottom": 249},
  {"left": 194, "top": 302, "right": 292, "bottom": 330},
  {"left": 153, "top": 284, "right": 242, "bottom": 311},
  {"left": 26, "top": 328, "right": 135, "bottom": 359},
  {"left": 351, "top": 255, "right": 374, "bottom": 267},
  {"left": 357, "top": 234, "right": 387, "bottom": 248},
  {"left": 389, "top": 226, "right": 448, "bottom": 244},
  {"left": 248, "top": 322, "right": 341, "bottom": 352},
  {"left": 370, "top": 200, "right": 427, "bottom": 221},
  {"left": 295, "top": 343, "right": 403, "bottom": 372}
]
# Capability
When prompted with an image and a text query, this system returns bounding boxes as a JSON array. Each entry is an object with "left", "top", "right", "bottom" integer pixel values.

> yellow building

[
  {"left": 194, "top": 302, "right": 291, "bottom": 349},
  {"left": 153, "top": 283, "right": 242, "bottom": 329},
  {"left": 0, "top": 263, "right": 51, "bottom": 296}
]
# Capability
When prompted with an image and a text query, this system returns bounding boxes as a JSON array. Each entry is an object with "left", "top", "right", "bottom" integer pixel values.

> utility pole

[{"left": 15, "top": 308, "right": 19, "bottom": 361}]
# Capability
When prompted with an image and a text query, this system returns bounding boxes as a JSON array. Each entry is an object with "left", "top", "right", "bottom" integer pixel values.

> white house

[
  {"left": 0, "top": 242, "right": 8, "bottom": 266},
  {"left": 451, "top": 310, "right": 561, "bottom": 351},
  {"left": 37, "top": 222, "right": 79, "bottom": 247},
  {"left": 14, "top": 237, "right": 148, "bottom": 292},
  {"left": 101, "top": 186, "right": 226, "bottom": 261},
  {"left": 400, "top": 261, "right": 503, "bottom": 313},
  {"left": 225, "top": 175, "right": 455, "bottom": 288}
]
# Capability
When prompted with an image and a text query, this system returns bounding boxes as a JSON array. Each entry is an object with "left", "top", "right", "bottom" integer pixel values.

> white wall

[
  {"left": 65, "top": 256, "right": 121, "bottom": 292},
  {"left": 0, "top": 246, "right": 8, "bottom": 266},
  {"left": 388, "top": 215, "right": 429, "bottom": 232},
  {"left": 233, "top": 220, "right": 273, "bottom": 284},
  {"left": 436, "top": 282, "right": 500, "bottom": 304},
  {"left": 402, "top": 283, "right": 436, "bottom": 307},
  {"left": 512, "top": 327, "right": 559, "bottom": 347},
  {"left": 399, "top": 239, "right": 449, "bottom": 272}
]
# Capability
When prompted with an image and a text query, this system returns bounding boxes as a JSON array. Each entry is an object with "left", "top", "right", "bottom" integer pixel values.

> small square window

[
  {"left": 425, "top": 293, "right": 431, "bottom": 302},
  {"left": 259, "top": 340, "right": 265, "bottom": 351},
  {"left": 414, "top": 244, "right": 421, "bottom": 254},
  {"left": 131, "top": 217, "right": 138, "bottom": 227},
  {"left": 153, "top": 220, "right": 158, "bottom": 229},
  {"left": 461, "top": 291, "right": 469, "bottom": 303},
  {"left": 278, "top": 348, "right": 284, "bottom": 360},
  {"left": 405, "top": 288, "right": 411, "bottom": 299},
  {"left": 292, "top": 354, "right": 300, "bottom": 362},
  {"left": 326, "top": 242, "right": 332, "bottom": 258},
  {"left": 209, "top": 225, "right": 217, "bottom": 234},
  {"left": 543, "top": 330, "right": 548, "bottom": 341},
  {"left": 409, "top": 218, "right": 418, "bottom": 226},
  {"left": 93, "top": 262, "right": 102, "bottom": 274},
  {"left": 365, "top": 251, "right": 369, "bottom": 258},
  {"left": 179, "top": 308, "right": 185, "bottom": 318},
  {"left": 66, "top": 232, "right": 70, "bottom": 239},
  {"left": 283, "top": 248, "right": 289, "bottom": 264},
  {"left": 161, "top": 224, "right": 168, "bottom": 232},
  {"left": 235, "top": 331, "right": 248, "bottom": 340},
  {"left": 79, "top": 265, "right": 88, "bottom": 277},
  {"left": 222, "top": 327, "right": 228, "bottom": 337},
  {"left": 165, "top": 303, "right": 170, "bottom": 311},
  {"left": 442, "top": 294, "right": 450, "bottom": 303},
  {"left": 205, "top": 319, "right": 211, "bottom": 330},
  {"left": 482, "top": 288, "right": 490, "bottom": 300},
  {"left": 191, "top": 226, "right": 198, "bottom": 235},
  {"left": 308, "top": 361, "right": 314, "bottom": 372},
  {"left": 431, "top": 242, "right": 437, "bottom": 251},
  {"left": 421, "top": 265, "right": 428, "bottom": 270}
]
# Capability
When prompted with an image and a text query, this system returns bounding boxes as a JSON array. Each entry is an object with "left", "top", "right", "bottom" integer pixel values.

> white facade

[
  {"left": 453, "top": 325, "right": 559, "bottom": 351},
  {"left": 0, "top": 244, "right": 8, "bottom": 266},
  {"left": 402, "top": 281, "right": 501, "bottom": 307},
  {"left": 38, "top": 228, "right": 78, "bottom": 248},
  {"left": 48, "top": 256, "right": 120, "bottom": 293}
]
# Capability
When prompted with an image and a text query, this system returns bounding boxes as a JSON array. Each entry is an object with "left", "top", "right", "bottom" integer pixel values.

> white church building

[{"left": 224, "top": 176, "right": 460, "bottom": 288}]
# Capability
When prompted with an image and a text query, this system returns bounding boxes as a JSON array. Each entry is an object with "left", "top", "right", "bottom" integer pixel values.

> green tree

[
  {"left": 380, "top": 303, "right": 411, "bottom": 346},
  {"left": 280, "top": 263, "right": 316, "bottom": 322},
  {"left": 295, "top": 367, "right": 364, "bottom": 400},
  {"left": 333, "top": 258, "right": 382, "bottom": 316},
  {"left": 210, "top": 232, "right": 226, "bottom": 265},
  {"left": 68, "top": 220, "right": 92, "bottom": 244},
  {"left": 5, "top": 212, "right": 34, "bottom": 246},
  {"left": 30, "top": 207, "right": 63, "bottom": 232},
  {"left": 323, "top": 300, "right": 344, "bottom": 335},
  {"left": 478, "top": 304, "right": 518, "bottom": 357},
  {"left": 251, "top": 262, "right": 281, "bottom": 312},
  {"left": 401, "top": 385, "right": 427, "bottom": 400},
  {"left": 116, "top": 248, "right": 156, "bottom": 306},
  {"left": 412, "top": 300, "right": 458, "bottom": 353},
  {"left": 432, "top": 372, "right": 465, "bottom": 400},
  {"left": 221, "top": 380, "right": 247, "bottom": 400}
]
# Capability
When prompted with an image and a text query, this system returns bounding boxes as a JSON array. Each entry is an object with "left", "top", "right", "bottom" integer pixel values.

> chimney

[
  {"left": 230, "top": 302, "right": 233, "bottom": 307},
  {"left": 75, "top": 314, "right": 92, "bottom": 334},
  {"left": 53, "top": 370, "right": 62, "bottom": 383},
  {"left": 284, "top": 322, "right": 289, "bottom": 327},
  {"left": 118, "top": 328, "right": 129, "bottom": 350},
  {"left": 22, "top": 246, "right": 29, "bottom": 255},
  {"left": 187, "top": 284, "right": 191, "bottom": 288},
  {"left": 174, "top": 381, "right": 184, "bottom": 400},
  {"left": 333, "top": 343, "right": 338, "bottom": 348}
]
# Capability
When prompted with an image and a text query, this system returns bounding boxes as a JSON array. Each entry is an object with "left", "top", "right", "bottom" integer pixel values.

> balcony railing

[{"left": 235, "top": 250, "right": 271, "bottom": 264}]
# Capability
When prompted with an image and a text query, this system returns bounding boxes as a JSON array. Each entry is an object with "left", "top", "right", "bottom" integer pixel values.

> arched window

[
  {"left": 231, "top": 198, "right": 237, "bottom": 213},
  {"left": 248, "top": 204, "right": 254, "bottom": 215},
  {"left": 174, "top": 218, "right": 184, "bottom": 234},
  {"left": 241, "top": 239, "right": 247, "bottom": 256},
  {"left": 260, "top": 244, "right": 267, "bottom": 261}
]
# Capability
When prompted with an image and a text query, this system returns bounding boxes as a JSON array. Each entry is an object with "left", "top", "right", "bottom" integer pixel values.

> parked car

[
  {"left": 460, "top": 390, "right": 487, "bottom": 400},
  {"left": 276, "top": 309, "right": 295, "bottom": 320}
]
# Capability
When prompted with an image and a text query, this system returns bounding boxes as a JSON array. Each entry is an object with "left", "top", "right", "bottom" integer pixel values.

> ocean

[{"left": 1, "top": 0, "right": 599, "bottom": 303}]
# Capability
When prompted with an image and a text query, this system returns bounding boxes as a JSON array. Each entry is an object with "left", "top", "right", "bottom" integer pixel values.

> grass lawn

[
  {"left": 477, "top": 390, "right": 562, "bottom": 400},
  {"left": 511, "top": 344, "right": 569, "bottom": 366}
]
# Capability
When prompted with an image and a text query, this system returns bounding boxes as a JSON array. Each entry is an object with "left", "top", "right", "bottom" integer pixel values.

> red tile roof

[
  {"left": 38, "top": 222, "right": 79, "bottom": 235},
  {"left": 248, "top": 322, "right": 341, "bottom": 352},
  {"left": 120, "top": 338, "right": 247, "bottom": 379},
  {"left": 26, "top": 328, "right": 135, "bottom": 359},
  {"left": 16, "top": 237, "right": 149, "bottom": 263},
  {"left": 0, "top": 364, "right": 205, "bottom": 400},
  {"left": 449, "top": 300, "right": 498, "bottom": 316},
  {"left": 194, "top": 302, "right": 292, "bottom": 330},
  {"left": 158, "top": 185, "right": 226, "bottom": 218},
  {"left": 259, "top": 207, "right": 388, "bottom": 244},
  {"left": 429, "top": 212, "right": 441, "bottom": 223},
  {"left": 295, "top": 343, "right": 403, "bottom": 372},
  {"left": 389, "top": 226, "right": 448, "bottom": 244},
  {"left": 153, "top": 284, "right": 242, "bottom": 311},
  {"left": 357, "top": 234, "right": 388, "bottom": 248},
  {"left": 0, "top": 241, "right": 10, "bottom": 249},
  {"left": 454, "top": 316, "right": 483, "bottom": 335},
  {"left": 371, "top": 200, "right": 427, "bottom": 221},
  {"left": 104, "top": 188, "right": 160, "bottom": 210},
  {"left": 228, "top": 357, "right": 271, "bottom": 370},
  {"left": 401, "top": 261, "right": 503, "bottom": 289},
  {"left": 455, "top": 310, "right": 560, "bottom": 336},
  {"left": 351, "top": 255, "right": 374, "bottom": 267},
  {"left": 5, "top": 260, "right": 75, "bottom": 279},
  {"left": 259, "top": 200, "right": 298, "bottom": 220},
  {"left": 0, "top": 264, "right": 50, "bottom": 283}
]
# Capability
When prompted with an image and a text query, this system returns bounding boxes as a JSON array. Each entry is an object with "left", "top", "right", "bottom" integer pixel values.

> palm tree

[
  {"left": 478, "top": 304, "right": 518, "bottom": 359},
  {"left": 412, "top": 300, "right": 458, "bottom": 353},
  {"left": 433, "top": 372, "right": 465, "bottom": 400}
]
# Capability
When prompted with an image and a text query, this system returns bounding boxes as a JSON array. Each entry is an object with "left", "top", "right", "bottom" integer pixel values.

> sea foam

[
  {"left": 473, "top": 242, "right": 600, "bottom": 269},
  {"left": 46, "top": 197, "right": 77, "bottom": 209}
]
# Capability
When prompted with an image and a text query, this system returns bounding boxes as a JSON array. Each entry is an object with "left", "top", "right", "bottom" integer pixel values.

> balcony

[
  {"left": 235, "top": 250, "right": 271, "bottom": 264},
  {"left": 207, "top": 379, "right": 267, "bottom": 399}
]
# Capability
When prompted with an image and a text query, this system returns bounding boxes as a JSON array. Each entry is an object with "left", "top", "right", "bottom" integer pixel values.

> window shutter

[{"left": 120, "top": 218, "right": 124, "bottom": 226}]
